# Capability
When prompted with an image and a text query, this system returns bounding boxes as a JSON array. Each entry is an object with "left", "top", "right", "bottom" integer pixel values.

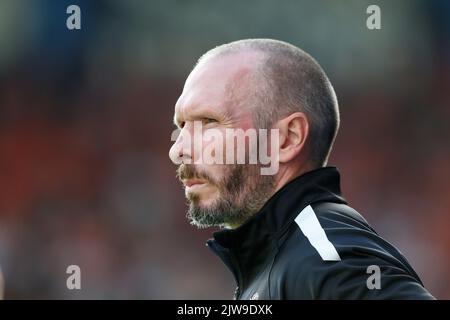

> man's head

[{"left": 169, "top": 38, "right": 340, "bottom": 229}]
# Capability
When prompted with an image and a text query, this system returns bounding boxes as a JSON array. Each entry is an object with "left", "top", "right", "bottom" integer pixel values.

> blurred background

[{"left": 0, "top": 0, "right": 449, "bottom": 299}]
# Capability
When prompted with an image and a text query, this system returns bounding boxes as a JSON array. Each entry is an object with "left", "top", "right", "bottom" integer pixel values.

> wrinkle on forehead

[{"left": 176, "top": 50, "right": 266, "bottom": 123}]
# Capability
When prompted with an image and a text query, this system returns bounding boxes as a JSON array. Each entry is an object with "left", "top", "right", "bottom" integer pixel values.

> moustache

[{"left": 176, "top": 164, "right": 215, "bottom": 185}]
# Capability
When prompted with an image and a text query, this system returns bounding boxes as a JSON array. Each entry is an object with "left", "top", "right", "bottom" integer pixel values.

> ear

[{"left": 274, "top": 112, "right": 309, "bottom": 163}]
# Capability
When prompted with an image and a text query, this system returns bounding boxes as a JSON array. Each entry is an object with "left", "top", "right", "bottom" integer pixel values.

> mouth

[
  {"left": 183, "top": 178, "right": 209, "bottom": 192},
  {"left": 183, "top": 178, "right": 206, "bottom": 187}
]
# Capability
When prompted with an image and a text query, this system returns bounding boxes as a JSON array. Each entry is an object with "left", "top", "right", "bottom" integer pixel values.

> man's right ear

[{"left": 274, "top": 112, "right": 309, "bottom": 164}]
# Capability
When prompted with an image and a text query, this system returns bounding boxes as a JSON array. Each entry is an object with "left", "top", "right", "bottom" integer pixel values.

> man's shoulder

[
  {"left": 276, "top": 201, "right": 406, "bottom": 263},
  {"left": 268, "top": 202, "right": 432, "bottom": 299},
  {"left": 268, "top": 202, "right": 369, "bottom": 298},
  {"left": 275, "top": 201, "right": 378, "bottom": 262}
]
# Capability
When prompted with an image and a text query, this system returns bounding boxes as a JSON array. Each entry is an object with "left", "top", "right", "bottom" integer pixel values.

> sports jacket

[{"left": 206, "top": 167, "right": 435, "bottom": 299}]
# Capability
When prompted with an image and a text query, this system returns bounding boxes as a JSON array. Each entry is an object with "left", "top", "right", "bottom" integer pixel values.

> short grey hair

[{"left": 197, "top": 38, "right": 340, "bottom": 167}]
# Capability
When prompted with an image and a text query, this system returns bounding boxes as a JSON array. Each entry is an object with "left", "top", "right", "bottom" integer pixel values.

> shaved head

[{"left": 196, "top": 38, "right": 340, "bottom": 167}]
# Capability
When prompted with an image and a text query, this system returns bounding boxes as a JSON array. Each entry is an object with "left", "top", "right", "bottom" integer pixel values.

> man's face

[{"left": 169, "top": 53, "right": 275, "bottom": 228}]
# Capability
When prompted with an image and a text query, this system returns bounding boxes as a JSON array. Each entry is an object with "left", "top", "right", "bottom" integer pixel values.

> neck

[
  {"left": 272, "top": 162, "right": 316, "bottom": 195},
  {"left": 225, "top": 162, "right": 317, "bottom": 230}
]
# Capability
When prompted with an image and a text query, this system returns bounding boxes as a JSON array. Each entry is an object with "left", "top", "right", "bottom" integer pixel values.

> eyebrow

[{"left": 173, "top": 105, "right": 230, "bottom": 127}]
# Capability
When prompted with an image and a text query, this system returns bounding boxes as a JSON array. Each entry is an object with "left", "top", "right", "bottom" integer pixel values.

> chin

[
  {"left": 187, "top": 189, "right": 220, "bottom": 206},
  {"left": 193, "top": 195, "right": 219, "bottom": 208}
]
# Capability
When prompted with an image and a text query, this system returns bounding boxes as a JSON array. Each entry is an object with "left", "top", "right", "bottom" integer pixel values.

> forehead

[{"left": 174, "top": 51, "right": 264, "bottom": 121}]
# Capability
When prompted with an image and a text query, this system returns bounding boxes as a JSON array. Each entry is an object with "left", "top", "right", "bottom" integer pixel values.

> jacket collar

[{"left": 206, "top": 167, "right": 347, "bottom": 288}]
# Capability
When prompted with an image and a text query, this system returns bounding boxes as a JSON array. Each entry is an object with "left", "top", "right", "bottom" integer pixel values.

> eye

[
  {"left": 204, "top": 118, "right": 217, "bottom": 125},
  {"left": 179, "top": 121, "right": 185, "bottom": 128}
]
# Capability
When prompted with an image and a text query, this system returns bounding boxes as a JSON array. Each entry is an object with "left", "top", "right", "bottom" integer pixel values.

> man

[{"left": 169, "top": 39, "right": 434, "bottom": 299}]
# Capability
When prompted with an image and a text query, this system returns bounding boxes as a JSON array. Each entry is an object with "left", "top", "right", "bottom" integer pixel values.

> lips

[{"left": 183, "top": 179, "right": 207, "bottom": 187}]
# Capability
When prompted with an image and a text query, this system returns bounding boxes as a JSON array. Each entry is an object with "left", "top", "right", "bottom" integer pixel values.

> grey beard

[
  {"left": 187, "top": 197, "right": 247, "bottom": 229},
  {"left": 186, "top": 167, "right": 275, "bottom": 229}
]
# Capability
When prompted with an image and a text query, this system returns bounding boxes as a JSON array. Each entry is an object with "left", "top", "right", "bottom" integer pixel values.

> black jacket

[{"left": 206, "top": 167, "right": 435, "bottom": 300}]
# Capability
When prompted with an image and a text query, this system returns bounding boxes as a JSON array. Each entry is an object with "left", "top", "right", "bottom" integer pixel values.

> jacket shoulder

[{"left": 269, "top": 202, "right": 434, "bottom": 299}]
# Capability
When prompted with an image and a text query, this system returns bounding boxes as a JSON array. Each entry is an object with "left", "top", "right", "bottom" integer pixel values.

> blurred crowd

[{"left": 0, "top": 0, "right": 449, "bottom": 299}]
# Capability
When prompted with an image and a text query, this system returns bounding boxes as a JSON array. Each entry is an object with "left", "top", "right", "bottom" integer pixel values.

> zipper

[
  {"left": 233, "top": 286, "right": 241, "bottom": 300},
  {"left": 207, "top": 240, "right": 243, "bottom": 299}
]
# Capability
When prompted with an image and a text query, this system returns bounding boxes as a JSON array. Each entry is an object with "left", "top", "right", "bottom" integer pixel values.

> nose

[{"left": 169, "top": 127, "right": 192, "bottom": 164}]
